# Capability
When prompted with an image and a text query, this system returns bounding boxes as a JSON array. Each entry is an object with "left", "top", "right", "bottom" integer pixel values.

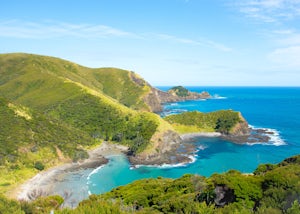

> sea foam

[
  {"left": 212, "top": 94, "right": 227, "bottom": 99},
  {"left": 246, "top": 125, "right": 286, "bottom": 146}
]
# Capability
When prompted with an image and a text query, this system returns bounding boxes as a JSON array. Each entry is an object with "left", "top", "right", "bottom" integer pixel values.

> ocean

[{"left": 54, "top": 87, "right": 300, "bottom": 206}]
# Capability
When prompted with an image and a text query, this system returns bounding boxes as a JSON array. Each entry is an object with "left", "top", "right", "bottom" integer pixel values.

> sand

[
  {"left": 180, "top": 132, "right": 221, "bottom": 141},
  {"left": 15, "top": 141, "right": 128, "bottom": 201}
]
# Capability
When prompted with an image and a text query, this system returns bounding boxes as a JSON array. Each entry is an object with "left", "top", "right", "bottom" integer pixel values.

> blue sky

[{"left": 1, "top": 0, "right": 300, "bottom": 86}]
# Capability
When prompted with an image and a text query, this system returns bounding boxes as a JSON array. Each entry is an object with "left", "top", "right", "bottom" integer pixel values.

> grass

[
  {"left": 171, "top": 123, "right": 214, "bottom": 134},
  {"left": 0, "top": 53, "right": 176, "bottom": 195},
  {"left": 165, "top": 110, "right": 242, "bottom": 134}
]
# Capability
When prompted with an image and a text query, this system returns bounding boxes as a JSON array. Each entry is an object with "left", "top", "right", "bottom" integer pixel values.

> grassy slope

[
  {"left": 0, "top": 53, "right": 149, "bottom": 111},
  {"left": 0, "top": 53, "right": 165, "bottom": 143},
  {"left": 0, "top": 53, "right": 174, "bottom": 194},
  {"left": 164, "top": 110, "right": 241, "bottom": 134},
  {"left": 0, "top": 97, "right": 94, "bottom": 194}
]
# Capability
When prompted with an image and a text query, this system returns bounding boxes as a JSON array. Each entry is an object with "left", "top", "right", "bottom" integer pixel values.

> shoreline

[
  {"left": 13, "top": 132, "right": 221, "bottom": 204},
  {"left": 14, "top": 141, "right": 128, "bottom": 201},
  {"left": 180, "top": 132, "right": 221, "bottom": 141}
]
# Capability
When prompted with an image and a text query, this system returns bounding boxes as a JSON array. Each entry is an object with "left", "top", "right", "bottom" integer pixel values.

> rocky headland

[
  {"left": 130, "top": 73, "right": 211, "bottom": 113},
  {"left": 144, "top": 86, "right": 211, "bottom": 112}
]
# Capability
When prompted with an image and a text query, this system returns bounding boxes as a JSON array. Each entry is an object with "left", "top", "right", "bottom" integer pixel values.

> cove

[{"left": 52, "top": 87, "right": 300, "bottom": 207}]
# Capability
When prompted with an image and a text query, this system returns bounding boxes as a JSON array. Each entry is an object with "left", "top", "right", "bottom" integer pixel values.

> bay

[{"left": 55, "top": 87, "right": 300, "bottom": 205}]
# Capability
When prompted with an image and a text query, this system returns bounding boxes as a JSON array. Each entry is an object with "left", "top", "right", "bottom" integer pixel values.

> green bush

[
  {"left": 165, "top": 110, "right": 241, "bottom": 134},
  {"left": 34, "top": 161, "right": 45, "bottom": 171}
]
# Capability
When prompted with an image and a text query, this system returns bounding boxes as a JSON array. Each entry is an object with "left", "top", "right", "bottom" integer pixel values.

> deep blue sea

[{"left": 54, "top": 87, "right": 300, "bottom": 206}]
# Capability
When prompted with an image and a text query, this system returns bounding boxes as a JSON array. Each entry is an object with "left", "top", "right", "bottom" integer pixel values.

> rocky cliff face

[
  {"left": 129, "top": 73, "right": 211, "bottom": 113},
  {"left": 142, "top": 87, "right": 211, "bottom": 112},
  {"left": 229, "top": 113, "right": 250, "bottom": 136},
  {"left": 128, "top": 130, "right": 192, "bottom": 165}
]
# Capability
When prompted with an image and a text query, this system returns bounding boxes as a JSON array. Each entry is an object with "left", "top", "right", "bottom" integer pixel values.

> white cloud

[
  {"left": 268, "top": 45, "right": 300, "bottom": 67},
  {"left": 0, "top": 20, "right": 136, "bottom": 39},
  {"left": 152, "top": 33, "right": 232, "bottom": 52},
  {"left": 234, "top": 0, "right": 300, "bottom": 23},
  {"left": 0, "top": 19, "right": 232, "bottom": 52}
]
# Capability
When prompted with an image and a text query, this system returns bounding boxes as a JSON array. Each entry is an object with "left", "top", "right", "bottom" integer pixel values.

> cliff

[
  {"left": 229, "top": 112, "right": 250, "bottom": 136},
  {"left": 129, "top": 130, "right": 185, "bottom": 165},
  {"left": 141, "top": 86, "right": 211, "bottom": 112}
]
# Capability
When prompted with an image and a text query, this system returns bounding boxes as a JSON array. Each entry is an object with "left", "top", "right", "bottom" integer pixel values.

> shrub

[{"left": 34, "top": 161, "right": 45, "bottom": 171}]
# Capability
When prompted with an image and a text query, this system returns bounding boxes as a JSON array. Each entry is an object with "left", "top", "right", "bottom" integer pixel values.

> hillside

[
  {"left": 0, "top": 53, "right": 181, "bottom": 193},
  {"left": 1, "top": 154, "right": 300, "bottom": 213},
  {"left": 0, "top": 97, "right": 95, "bottom": 194},
  {"left": 0, "top": 53, "right": 152, "bottom": 111},
  {"left": 164, "top": 110, "right": 249, "bottom": 136},
  {"left": 0, "top": 53, "right": 176, "bottom": 151}
]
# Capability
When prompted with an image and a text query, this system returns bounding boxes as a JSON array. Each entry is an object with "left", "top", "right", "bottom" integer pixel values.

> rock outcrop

[
  {"left": 128, "top": 130, "right": 192, "bottom": 165},
  {"left": 214, "top": 185, "right": 236, "bottom": 207},
  {"left": 229, "top": 112, "right": 250, "bottom": 136},
  {"left": 129, "top": 72, "right": 211, "bottom": 112},
  {"left": 142, "top": 86, "right": 211, "bottom": 112}
]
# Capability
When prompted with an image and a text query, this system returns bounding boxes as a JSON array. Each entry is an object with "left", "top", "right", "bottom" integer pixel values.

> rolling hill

[{"left": 0, "top": 53, "right": 178, "bottom": 193}]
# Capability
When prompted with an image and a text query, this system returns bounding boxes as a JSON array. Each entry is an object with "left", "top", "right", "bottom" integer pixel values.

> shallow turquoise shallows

[{"left": 55, "top": 87, "right": 300, "bottom": 206}]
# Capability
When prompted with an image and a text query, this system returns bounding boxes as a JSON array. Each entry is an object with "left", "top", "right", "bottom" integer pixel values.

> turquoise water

[{"left": 56, "top": 87, "right": 300, "bottom": 205}]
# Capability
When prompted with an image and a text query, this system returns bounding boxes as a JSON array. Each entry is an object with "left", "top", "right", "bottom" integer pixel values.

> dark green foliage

[
  {"left": 287, "top": 200, "right": 300, "bottom": 214},
  {"left": 101, "top": 174, "right": 211, "bottom": 213},
  {"left": 47, "top": 94, "right": 158, "bottom": 154},
  {"left": 215, "top": 114, "right": 240, "bottom": 134},
  {"left": 20, "top": 195, "right": 64, "bottom": 214},
  {"left": 59, "top": 196, "right": 125, "bottom": 214},
  {"left": 0, "top": 194, "right": 24, "bottom": 214},
  {"left": 93, "top": 69, "right": 149, "bottom": 110},
  {"left": 211, "top": 170, "right": 263, "bottom": 208},
  {"left": 0, "top": 97, "right": 93, "bottom": 167},
  {"left": 165, "top": 110, "right": 241, "bottom": 133},
  {"left": 168, "top": 86, "right": 189, "bottom": 97},
  {"left": 254, "top": 163, "right": 276, "bottom": 175},
  {"left": 0, "top": 53, "right": 159, "bottom": 162},
  {"left": 34, "top": 161, "right": 44, "bottom": 171}
]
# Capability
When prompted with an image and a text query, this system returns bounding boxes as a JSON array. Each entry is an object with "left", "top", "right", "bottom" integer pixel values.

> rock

[
  {"left": 229, "top": 112, "right": 250, "bottom": 136},
  {"left": 214, "top": 185, "right": 236, "bottom": 207},
  {"left": 128, "top": 130, "right": 188, "bottom": 165},
  {"left": 142, "top": 86, "right": 211, "bottom": 113}
]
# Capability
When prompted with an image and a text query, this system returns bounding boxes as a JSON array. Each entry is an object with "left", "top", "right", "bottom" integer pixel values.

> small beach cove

[
  {"left": 14, "top": 132, "right": 223, "bottom": 207},
  {"left": 14, "top": 130, "right": 286, "bottom": 207},
  {"left": 14, "top": 142, "right": 128, "bottom": 207},
  {"left": 12, "top": 87, "right": 300, "bottom": 208}
]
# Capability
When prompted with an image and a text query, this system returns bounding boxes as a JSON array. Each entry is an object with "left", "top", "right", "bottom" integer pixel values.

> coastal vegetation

[
  {"left": 0, "top": 53, "right": 165, "bottom": 194},
  {"left": 168, "top": 86, "right": 189, "bottom": 97},
  {"left": 0, "top": 97, "right": 94, "bottom": 194},
  {"left": 164, "top": 110, "right": 242, "bottom": 134},
  {"left": 2, "top": 53, "right": 296, "bottom": 214},
  {"left": 1, "top": 155, "right": 300, "bottom": 213}
]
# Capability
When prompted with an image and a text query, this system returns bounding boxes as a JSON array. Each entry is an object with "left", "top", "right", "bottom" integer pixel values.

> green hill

[
  {"left": 0, "top": 53, "right": 171, "bottom": 149},
  {"left": 0, "top": 53, "right": 151, "bottom": 111},
  {"left": 164, "top": 110, "right": 249, "bottom": 135},
  {"left": 0, "top": 97, "right": 94, "bottom": 194},
  {"left": 0, "top": 53, "right": 177, "bottom": 194}
]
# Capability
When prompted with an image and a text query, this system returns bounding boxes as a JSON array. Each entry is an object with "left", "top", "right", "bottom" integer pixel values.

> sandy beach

[
  {"left": 14, "top": 133, "right": 219, "bottom": 204},
  {"left": 180, "top": 132, "right": 221, "bottom": 141},
  {"left": 15, "top": 141, "right": 128, "bottom": 201}
]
